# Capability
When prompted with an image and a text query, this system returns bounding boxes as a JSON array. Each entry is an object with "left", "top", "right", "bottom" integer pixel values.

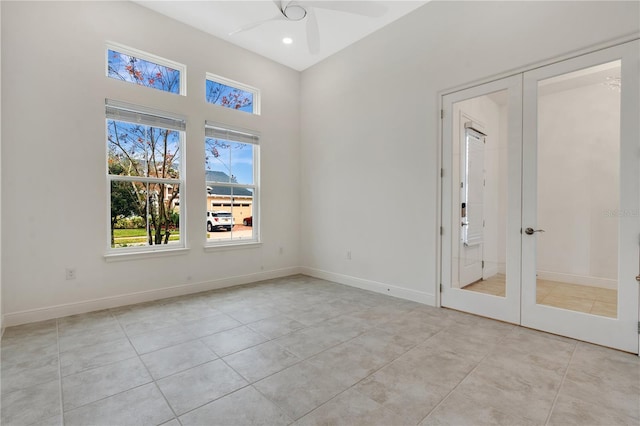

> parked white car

[{"left": 206, "top": 211, "right": 234, "bottom": 232}]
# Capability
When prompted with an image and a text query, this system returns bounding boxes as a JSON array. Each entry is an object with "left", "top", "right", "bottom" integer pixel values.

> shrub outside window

[
  {"left": 205, "top": 73, "right": 260, "bottom": 115},
  {"left": 106, "top": 100, "right": 186, "bottom": 252},
  {"left": 107, "top": 42, "right": 186, "bottom": 95},
  {"left": 205, "top": 122, "right": 259, "bottom": 245}
]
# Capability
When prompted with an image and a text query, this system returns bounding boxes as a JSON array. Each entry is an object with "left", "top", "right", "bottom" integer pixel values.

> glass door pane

[
  {"left": 454, "top": 92, "right": 509, "bottom": 298},
  {"left": 535, "top": 60, "right": 621, "bottom": 318}
]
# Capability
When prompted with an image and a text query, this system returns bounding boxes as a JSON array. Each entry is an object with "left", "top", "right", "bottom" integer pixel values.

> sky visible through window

[
  {"left": 108, "top": 120, "right": 181, "bottom": 178},
  {"left": 206, "top": 79, "right": 254, "bottom": 113},
  {"left": 205, "top": 138, "right": 254, "bottom": 185},
  {"left": 108, "top": 49, "right": 180, "bottom": 94}
]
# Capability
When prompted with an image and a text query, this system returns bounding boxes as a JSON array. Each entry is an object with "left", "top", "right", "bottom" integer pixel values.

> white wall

[
  {"left": 1, "top": 1, "right": 301, "bottom": 324},
  {"left": 300, "top": 1, "right": 639, "bottom": 304},
  {"left": 537, "top": 82, "right": 620, "bottom": 286},
  {"left": 0, "top": 1, "right": 3, "bottom": 334}
]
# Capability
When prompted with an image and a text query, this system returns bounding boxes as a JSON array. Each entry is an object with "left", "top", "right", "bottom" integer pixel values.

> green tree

[
  {"left": 109, "top": 163, "right": 140, "bottom": 246},
  {"left": 108, "top": 121, "right": 180, "bottom": 247}
]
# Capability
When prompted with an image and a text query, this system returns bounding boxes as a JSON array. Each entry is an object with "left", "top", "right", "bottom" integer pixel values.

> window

[
  {"left": 106, "top": 100, "right": 186, "bottom": 251},
  {"left": 205, "top": 73, "right": 260, "bottom": 115},
  {"left": 205, "top": 122, "right": 259, "bottom": 245},
  {"left": 107, "top": 42, "right": 186, "bottom": 95}
]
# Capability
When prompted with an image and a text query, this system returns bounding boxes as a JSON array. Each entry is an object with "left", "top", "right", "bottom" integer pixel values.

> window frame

[
  {"left": 105, "top": 99, "right": 187, "bottom": 255},
  {"left": 205, "top": 121, "right": 260, "bottom": 247},
  {"left": 106, "top": 41, "right": 187, "bottom": 96},
  {"left": 205, "top": 72, "right": 261, "bottom": 115}
]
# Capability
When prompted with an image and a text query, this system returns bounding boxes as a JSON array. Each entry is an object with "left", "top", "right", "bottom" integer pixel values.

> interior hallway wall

[
  {"left": 300, "top": 1, "right": 639, "bottom": 303},
  {"left": 537, "top": 81, "right": 620, "bottom": 287}
]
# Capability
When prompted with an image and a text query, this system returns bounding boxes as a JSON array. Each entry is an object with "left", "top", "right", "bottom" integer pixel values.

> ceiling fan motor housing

[{"left": 283, "top": 4, "right": 307, "bottom": 21}]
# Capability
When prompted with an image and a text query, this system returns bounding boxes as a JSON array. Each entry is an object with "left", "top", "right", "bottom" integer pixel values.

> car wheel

[
  {"left": 207, "top": 222, "right": 213, "bottom": 232},
  {"left": 243, "top": 219, "right": 248, "bottom": 226},
  {"left": 226, "top": 226, "right": 232, "bottom": 232}
]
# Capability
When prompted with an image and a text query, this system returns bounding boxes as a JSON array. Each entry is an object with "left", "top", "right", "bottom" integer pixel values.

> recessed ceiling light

[{"left": 282, "top": 37, "right": 293, "bottom": 45}]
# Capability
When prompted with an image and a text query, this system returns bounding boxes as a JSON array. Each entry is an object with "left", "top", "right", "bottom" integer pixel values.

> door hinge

[
  {"left": 441, "top": 168, "right": 444, "bottom": 178},
  {"left": 441, "top": 109, "right": 445, "bottom": 119},
  {"left": 440, "top": 283, "right": 443, "bottom": 292},
  {"left": 638, "top": 321, "right": 640, "bottom": 334},
  {"left": 440, "top": 226, "right": 443, "bottom": 235},
  {"left": 482, "top": 260, "right": 485, "bottom": 269}
]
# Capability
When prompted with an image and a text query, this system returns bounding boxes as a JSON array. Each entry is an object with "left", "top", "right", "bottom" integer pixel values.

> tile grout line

[
  {"left": 264, "top": 308, "right": 477, "bottom": 423},
  {"left": 415, "top": 325, "right": 518, "bottom": 425},
  {"left": 133, "top": 308, "right": 287, "bottom": 422},
  {"left": 167, "top": 340, "right": 252, "bottom": 421},
  {"left": 248, "top": 383, "right": 297, "bottom": 425},
  {"left": 55, "top": 318, "right": 66, "bottom": 426},
  {"left": 211, "top": 309, "right": 400, "bottom": 422},
  {"left": 112, "top": 309, "right": 182, "bottom": 425},
  {"left": 248, "top": 304, "right": 439, "bottom": 423},
  {"left": 288, "top": 335, "right": 425, "bottom": 423},
  {"left": 543, "top": 340, "right": 578, "bottom": 426},
  {"left": 63, "top": 306, "right": 303, "bottom": 421},
  {"left": 59, "top": 314, "right": 154, "bottom": 415}
]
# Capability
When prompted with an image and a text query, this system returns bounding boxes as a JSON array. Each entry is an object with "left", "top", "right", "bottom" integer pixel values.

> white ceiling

[{"left": 133, "top": 1, "right": 429, "bottom": 71}]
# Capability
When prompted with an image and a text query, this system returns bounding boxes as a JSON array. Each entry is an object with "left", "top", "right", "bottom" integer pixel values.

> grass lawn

[
  {"left": 113, "top": 228, "right": 180, "bottom": 245},
  {"left": 114, "top": 228, "right": 180, "bottom": 238}
]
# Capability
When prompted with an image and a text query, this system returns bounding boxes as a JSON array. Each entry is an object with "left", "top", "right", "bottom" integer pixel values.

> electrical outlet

[
  {"left": 346, "top": 250, "right": 352, "bottom": 260},
  {"left": 65, "top": 268, "right": 76, "bottom": 280}
]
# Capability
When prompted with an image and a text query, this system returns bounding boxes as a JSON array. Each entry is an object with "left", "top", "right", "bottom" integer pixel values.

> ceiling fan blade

[
  {"left": 229, "top": 15, "right": 283, "bottom": 35},
  {"left": 274, "top": 0, "right": 286, "bottom": 14},
  {"left": 304, "top": 1, "right": 387, "bottom": 17},
  {"left": 306, "top": 8, "right": 320, "bottom": 55}
]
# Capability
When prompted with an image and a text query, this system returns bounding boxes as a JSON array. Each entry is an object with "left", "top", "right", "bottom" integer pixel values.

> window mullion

[{"left": 110, "top": 175, "right": 181, "bottom": 185}]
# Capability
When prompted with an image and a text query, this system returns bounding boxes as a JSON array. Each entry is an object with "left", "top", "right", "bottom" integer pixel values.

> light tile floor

[
  {"left": 464, "top": 275, "right": 618, "bottom": 318},
  {"left": 1, "top": 275, "right": 638, "bottom": 426}
]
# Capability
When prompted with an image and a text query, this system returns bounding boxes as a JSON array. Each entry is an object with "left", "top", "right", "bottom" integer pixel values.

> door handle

[{"left": 524, "top": 227, "right": 545, "bottom": 235}]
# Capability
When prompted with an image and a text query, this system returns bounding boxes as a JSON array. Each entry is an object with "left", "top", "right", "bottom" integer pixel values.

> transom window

[
  {"left": 205, "top": 122, "right": 259, "bottom": 245},
  {"left": 106, "top": 100, "right": 186, "bottom": 251},
  {"left": 205, "top": 73, "right": 260, "bottom": 115},
  {"left": 107, "top": 42, "right": 186, "bottom": 95}
]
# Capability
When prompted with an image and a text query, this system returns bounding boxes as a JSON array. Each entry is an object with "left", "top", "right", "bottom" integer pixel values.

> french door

[
  {"left": 441, "top": 40, "right": 639, "bottom": 353},
  {"left": 441, "top": 75, "right": 523, "bottom": 325}
]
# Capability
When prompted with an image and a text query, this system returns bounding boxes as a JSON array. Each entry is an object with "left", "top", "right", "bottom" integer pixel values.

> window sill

[
  {"left": 104, "top": 247, "right": 190, "bottom": 262},
  {"left": 204, "top": 241, "right": 262, "bottom": 252}
]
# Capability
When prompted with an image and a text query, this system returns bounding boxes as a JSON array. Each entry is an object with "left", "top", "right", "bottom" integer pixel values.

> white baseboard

[
  {"left": 3, "top": 267, "right": 302, "bottom": 327},
  {"left": 300, "top": 267, "right": 436, "bottom": 306},
  {"left": 536, "top": 270, "right": 617, "bottom": 290}
]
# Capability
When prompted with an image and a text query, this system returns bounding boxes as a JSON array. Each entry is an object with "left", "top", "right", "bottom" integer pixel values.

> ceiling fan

[{"left": 229, "top": 1, "right": 388, "bottom": 54}]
